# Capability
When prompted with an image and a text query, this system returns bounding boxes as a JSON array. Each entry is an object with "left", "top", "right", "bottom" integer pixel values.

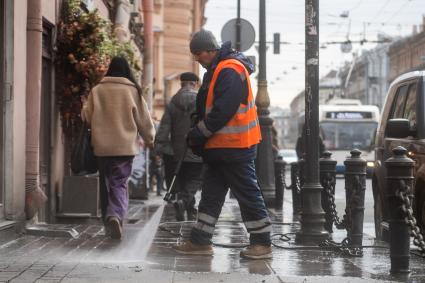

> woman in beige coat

[{"left": 82, "top": 57, "right": 155, "bottom": 239}]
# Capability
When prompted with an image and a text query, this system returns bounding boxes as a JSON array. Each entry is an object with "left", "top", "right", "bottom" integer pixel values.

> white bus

[{"left": 318, "top": 101, "right": 380, "bottom": 174}]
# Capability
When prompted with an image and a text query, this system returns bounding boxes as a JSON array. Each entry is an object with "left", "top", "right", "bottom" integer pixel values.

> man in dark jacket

[
  {"left": 154, "top": 72, "right": 203, "bottom": 221},
  {"left": 173, "top": 29, "right": 272, "bottom": 260}
]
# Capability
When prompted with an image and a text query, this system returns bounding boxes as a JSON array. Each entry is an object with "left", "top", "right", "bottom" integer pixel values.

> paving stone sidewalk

[{"left": 0, "top": 192, "right": 424, "bottom": 282}]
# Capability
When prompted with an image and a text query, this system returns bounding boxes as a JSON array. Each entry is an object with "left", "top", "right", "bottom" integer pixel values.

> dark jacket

[
  {"left": 154, "top": 106, "right": 174, "bottom": 156},
  {"left": 155, "top": 86, "right": 202, "bottom": 163},
  {"left": 188, "top": 41, "right": 257, "bottom": 163}
]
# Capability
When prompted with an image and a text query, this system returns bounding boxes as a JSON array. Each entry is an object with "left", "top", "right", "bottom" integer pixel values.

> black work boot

[{"left": 173, "top": 200, "right": 185, "bottom": 221}]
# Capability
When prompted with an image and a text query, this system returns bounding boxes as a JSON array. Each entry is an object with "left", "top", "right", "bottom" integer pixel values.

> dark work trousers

[
  {"left": 191, "top": 160, "right": 271, "bottom": 245},
  {"left": 163, "top": 153, "right": 177, "bottom": 191},
  {"left": 98, "top": 156, "right": 134, "bottom": 223},
  {"left": 176, "top": 162, "right": 203, "bottom": 211}
]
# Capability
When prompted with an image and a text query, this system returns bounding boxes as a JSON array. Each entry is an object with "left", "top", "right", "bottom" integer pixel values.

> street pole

[
  {"left": 295, "top": 0, "right": 329, "bottom": 244},
  {"left": 142, "top": 0, "right": 154, "bottom": 196},
  {"left": 236, "top": 0, "right": 241, "bottom": 51},
  {"left": 255, "top": 0, "right": 275, "bottom": 205},
  {"left": 142, "top": 0, "right": 154, "bottom": 111}
]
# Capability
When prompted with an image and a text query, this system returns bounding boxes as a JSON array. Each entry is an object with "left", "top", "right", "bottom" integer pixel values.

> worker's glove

[
  {"left": 187, "top": 125, "right": 207, "bottom": 146},
  {"left": 190, "top": 112, "right": 201, "bottom": 127},
  {"left": 187, "top": 125, "right": 208, "bottom": 157}
]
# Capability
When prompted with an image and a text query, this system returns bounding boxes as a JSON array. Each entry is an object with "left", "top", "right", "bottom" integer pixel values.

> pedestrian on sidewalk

[
  {"left": 173, "top": 30, "right": 272, "bottom": 260},
  {"left": 155, "top": 72, "right": 203, "bottom": 221},
  {"left": 82, "top": 56, "right": 155, "bottom": 240},
  {"left": 154, "top": 105, "right": 175, "bottom": 191}
]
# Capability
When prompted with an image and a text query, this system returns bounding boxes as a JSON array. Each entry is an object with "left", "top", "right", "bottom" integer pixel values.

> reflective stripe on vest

[{"left": 204, "top": 59, "right": 262, "bottom": 149}]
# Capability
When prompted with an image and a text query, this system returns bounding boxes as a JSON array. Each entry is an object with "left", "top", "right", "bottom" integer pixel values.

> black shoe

[
  {"left": 107, "top": 216, "right": 122, "bottom": 240},
  {"left": 187, "top": 207, "right": 198, "bottom": 221},
  {"left": 173, "top": 200, "right": 185, "bottom": 221}
]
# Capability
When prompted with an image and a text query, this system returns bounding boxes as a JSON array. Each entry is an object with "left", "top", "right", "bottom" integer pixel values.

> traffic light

[{"left": 273, "top": 33, "right": 280, "bottom": 54}]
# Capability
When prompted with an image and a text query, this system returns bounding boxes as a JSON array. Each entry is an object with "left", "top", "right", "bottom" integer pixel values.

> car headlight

[{"left": 367, "top": 161, "right": 374, "bottom": 167}]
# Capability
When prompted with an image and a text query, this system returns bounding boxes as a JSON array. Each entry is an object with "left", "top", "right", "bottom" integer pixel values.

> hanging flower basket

[{"left": 56, "top": 0, "right": 140, "bottom": 136}]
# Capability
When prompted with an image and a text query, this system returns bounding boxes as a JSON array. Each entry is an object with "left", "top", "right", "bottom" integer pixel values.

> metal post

[
  {"left": 142, "top": 0, "right": 154, "bottom": 198},
  {"left": 290, "top": 162, "right": 302, "bottom": 214},
  {"left": 236, "top": 0, "right": 241, "bottom": 51},
  {"left": 298, "top": 157, "right": 305, "bottom": 209},
  {"left": 255, "top": 0, "right": 275, "bottom": 206},
  {"left": 385, "top": 146, "right": 414, "bottom": 274},
  {"left": 320, "top": 151, "right": 337, "bottom": 233},
  {"left": 344, "top": 149, "right": 366, "bottom": 249},
  {"left": 274, "top": 156, "right": 286, "bottom": 209},
  {"left": 295, "top": 0, "right": 328, "bottom": 244}
]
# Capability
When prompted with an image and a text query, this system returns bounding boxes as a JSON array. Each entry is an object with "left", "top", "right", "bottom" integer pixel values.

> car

[
  {"left": 373, "top": 70, "right": 425, "bottom": 240},
  {"left": 278, "top": 149, "right": 298, "bottom": 164}
]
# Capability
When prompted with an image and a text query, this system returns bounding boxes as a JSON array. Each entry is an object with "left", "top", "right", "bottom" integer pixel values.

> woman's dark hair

[{"left": 105, "top": 56, "right": 142, "bottom": 95}]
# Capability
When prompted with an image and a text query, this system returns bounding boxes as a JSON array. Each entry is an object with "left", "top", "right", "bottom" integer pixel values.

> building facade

[
  {"left": 0, "top": 0, "right": 206, "bottom": 227},
  {"left": 152, "top": 0, "right": 207, "bottom": 117},
  {"left": 0, "top": 0, "right": 67, "bottom": 224},
  {"left": 289, "top": 70, "right": 341, "bottom": 145},
  {"left": 339, "top": 42, "right": 390, "bottom": 110},
  {"left": 388, "top": 17, "right": 425, "bottom": 83},
  {"left": 339, "top": 18, "right": 425, "bottom": 110}
]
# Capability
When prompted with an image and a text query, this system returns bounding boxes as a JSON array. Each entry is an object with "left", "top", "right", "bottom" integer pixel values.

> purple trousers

[{"left": 98, "top": 156, "right": 134, "bottom": 222}]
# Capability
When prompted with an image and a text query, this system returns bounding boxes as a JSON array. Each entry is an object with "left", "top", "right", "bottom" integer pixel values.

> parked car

[
  {"left": 373, "top": 70, "right": 425, "bottom": 240},
  {"left": 278, "top": 149, "right": 298, "bottom": 164}
]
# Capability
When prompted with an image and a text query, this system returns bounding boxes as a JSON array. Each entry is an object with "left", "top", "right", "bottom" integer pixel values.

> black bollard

[
  {"left": 274, "top": 156, "right": 286, "bottom": 209},
  {"left": 320, "top": 151, "right": 337, "bottom": 233},
  {"left": 290, "top": 162, "right": 302, "bottom": 214},
  {"left": 344, "top": 149, "right": 366, "bottom": 249},
  {"left": 385, "top": 146, "right": 414, "bottom": 274}
]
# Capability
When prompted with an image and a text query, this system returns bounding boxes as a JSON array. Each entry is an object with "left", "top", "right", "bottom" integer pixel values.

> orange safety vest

[{"left": 204, "top": 59, "right": 262, "bottom": 149}]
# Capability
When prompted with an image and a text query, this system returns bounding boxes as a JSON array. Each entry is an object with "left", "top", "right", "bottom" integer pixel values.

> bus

[{"left": 318, "top": 100, "right": 380, "bottom": 174}]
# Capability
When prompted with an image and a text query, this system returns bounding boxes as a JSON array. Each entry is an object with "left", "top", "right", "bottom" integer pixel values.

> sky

[{"left": 203, "top": 0, "right": 425, "bottom": 108}]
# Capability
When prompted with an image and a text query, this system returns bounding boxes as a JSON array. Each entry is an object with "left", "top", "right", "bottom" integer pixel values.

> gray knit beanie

[{"left": 190, "top": 29, "right": 220, "bottom": 54}]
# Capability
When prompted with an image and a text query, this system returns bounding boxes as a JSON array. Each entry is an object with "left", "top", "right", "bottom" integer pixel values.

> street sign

[{"left": 221, "top": 18, "right": 255, "bottom": 52}]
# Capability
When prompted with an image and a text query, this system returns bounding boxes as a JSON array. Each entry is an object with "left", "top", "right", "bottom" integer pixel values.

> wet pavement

[{"left": 0, "top": 179, "right": 425, "bottom": 282}]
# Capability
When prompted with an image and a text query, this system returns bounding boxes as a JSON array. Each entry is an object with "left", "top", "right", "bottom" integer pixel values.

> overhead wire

[
  {"left": 370, "top": 0, "right": 393, "bottom": 22},
  {"left": 383, "top": 0, "right": 413, "bottom": 26}
]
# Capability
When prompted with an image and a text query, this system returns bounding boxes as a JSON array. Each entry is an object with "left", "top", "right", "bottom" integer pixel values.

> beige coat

[{"left": 82, "top": 76, "right": 155, "bottom": 156}]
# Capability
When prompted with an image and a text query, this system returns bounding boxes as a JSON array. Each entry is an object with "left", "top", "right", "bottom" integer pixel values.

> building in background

[
  {"left": 0, "top": 0, "right": 207, "bottom": 228},
  {"left": 289, "top": 70, "right": 341, "bottom": 147},
  {"left": 388, "top": 16, "right": 425, "bottom": 83},
  {"left": 152, "top": 0, "right": 207, "bottom": 117},
  {"left": 338, "top": 17, "right": 425, "bottom": 110},
  {"left": 339, "top": 41, "right": 391, "bottom": 109}
]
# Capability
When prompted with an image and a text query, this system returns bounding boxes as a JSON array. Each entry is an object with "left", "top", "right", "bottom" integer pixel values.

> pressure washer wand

[
  {"left": 163, "top": 113, "right": 199, "bottom": 202},
  {"left": 163, "top": 144, "right": 188, "bottom": 202}
]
